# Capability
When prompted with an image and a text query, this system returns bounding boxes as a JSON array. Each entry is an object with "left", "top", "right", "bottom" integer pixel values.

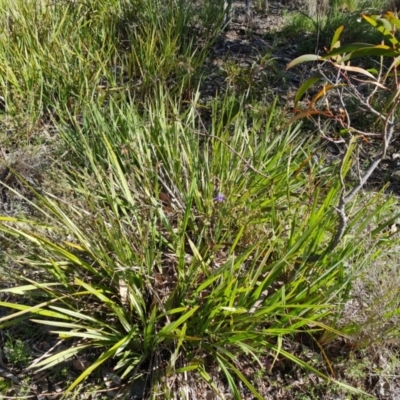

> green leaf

[
  {"left": 349, "top": 46, "right": 399, "bottom": 59},
  {"left": 323, "top": 43, "right": 398, "bottom": 60},
  {"left": 49, "top": 331, "right": 113, "bottom": 341},
  {"left": 195, "top": 273, "right": 222, "bottom": 293},
  {"left": 217, "top": 354, "right": 263, "bottom": 400},
  {"left": 330, "top": 25, "right": 344, "bottom": 51},
  {"left": 158, "top": 306, "right": 199, "bottom": 337},
  {"left": 382, "top": 86, "right": 400, "bottom": 111},
  {"left": 30, "top": 320, "right": 94, "bottom": 330},
  {"left": 175, "top": 361, "right": 202, "bottom": 373},
  {"left": 0, "top": 299, "right": 73, "bottom": 326},
  {"left": 383, "top": 11, "right": 400, "bottom": 30},
  {"left": 272, "top": 346, "right": 374, "bottom": 397},
  {"left": 74, "top": 278, "right": 132, "bottom": 333},
  {"left": 28, "top": 344, "right": 91, "bottom": 371},
  {"left": 217, "top": 359, "right": 241, "bottom": 399},
  {"left": 48, "top": 306, "right": 106, "bottom": 325},
  {"left": 67, "top": 336, "right": 130, "bottom": 392},
  {"left": 362, "top": 13, "right": 399, "bottom": 47},
  {"left": 101, "top": 132, "right": 135, "bottom": 206},
  {"left": 286, "top": 54, "right": 321, "bottom": 69},
  {"left": 198, "top": 366, "right": 224, "bottom": 397},
  {"left": 293, "top": 75, "right": 322, "bottom": 107},
  {"left": 0, "top": 283, "right": 63, "bottom": 294}
]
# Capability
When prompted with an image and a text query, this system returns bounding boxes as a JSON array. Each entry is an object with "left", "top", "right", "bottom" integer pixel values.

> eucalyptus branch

[
  {"left": 287, "top": 15, "right": 400, "bottom": 259},
  {"left": 327, "top": 82, "right": 399, "bottom": 251}
]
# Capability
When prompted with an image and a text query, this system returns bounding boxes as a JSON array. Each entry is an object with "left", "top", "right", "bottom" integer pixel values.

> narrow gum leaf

[
  {"left": 332, "top": 63, "right": 376, "bottom": 79},
  {"left": 330, "top": 25, "right": 344, "bottom": 51},
  {"left": 323, "top": 43, "right": 390, "bottom": 59},
  {"left": 294, "top": 75, "right": 322, "bottom": 107},
  {"left": 286, "top": 54, "right": 321, "bottom": 70},
  {"left": 376, "top": 17, "right": 393, "bottom": 33},
  {"left": 384, "top": 11, "right": 400, "bottom": 30},
  {"left": 309, "top": 84, "right": 336, "bottom": 109},
  {"left": 286, "top": 110, "right": 322, "bottom": 126}
]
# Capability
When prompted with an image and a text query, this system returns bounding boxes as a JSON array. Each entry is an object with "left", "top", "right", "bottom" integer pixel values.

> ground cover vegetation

[{"left": 0, "top": 0, "right": 400, "bottom": 399}]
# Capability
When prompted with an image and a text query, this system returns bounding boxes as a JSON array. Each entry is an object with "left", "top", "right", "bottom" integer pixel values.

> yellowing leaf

[
  {"left": 332, "top": 63, "right": 376, "bottom": 79},
  {"left": 330, "top": 25, "right": 344, "bottom": 51}
]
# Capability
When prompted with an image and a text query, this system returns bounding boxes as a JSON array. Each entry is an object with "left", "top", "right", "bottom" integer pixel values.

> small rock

[
  {"left": 103, "top": 371, "right": 122, "bottom": 387},
  {"left": 71, "top": 356, "right": 91, "bottom": 371},
  {"left": 54, "top": 384, "right": 62, "bottom": 393}
]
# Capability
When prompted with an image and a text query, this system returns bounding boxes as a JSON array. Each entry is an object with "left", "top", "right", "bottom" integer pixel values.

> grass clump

[
  {"left": 0, "top": 0, "right": 399, "bottom": 399},
  {"left": 0, "top": 91, "right": 395, "bottom": 398},
  {"left": 0, "top": 0, "right": 219, "bottom": 127}
]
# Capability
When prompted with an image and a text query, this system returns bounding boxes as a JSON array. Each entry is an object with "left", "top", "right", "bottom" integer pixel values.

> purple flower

[{"left": 214, "top": 193, "right": 226, "bottom": 203}]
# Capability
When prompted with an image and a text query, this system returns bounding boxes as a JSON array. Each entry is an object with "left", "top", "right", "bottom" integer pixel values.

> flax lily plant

[
  {"left": 0, "top": 90, "right": 392, "bottom": 398},
  {"left": 0, "top": 0, "right": 397, "bottom": 398}
]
